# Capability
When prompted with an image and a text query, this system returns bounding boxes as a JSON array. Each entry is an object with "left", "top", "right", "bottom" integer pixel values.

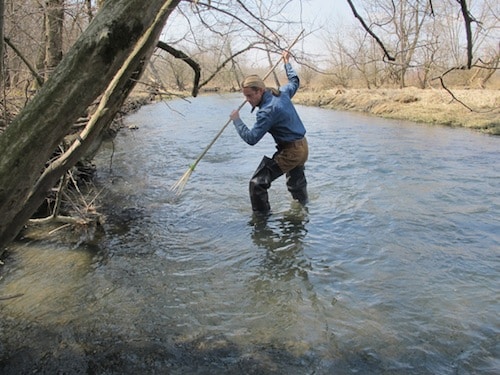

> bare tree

[
  {"left": 347, "top": 0, "right": 431, "bottom": 87},
  {"left": 343, "top": 0, "right": 498, "bottom": 91},
  {"left": 324, "top": 33, "right": 353, "bottom": 88}
]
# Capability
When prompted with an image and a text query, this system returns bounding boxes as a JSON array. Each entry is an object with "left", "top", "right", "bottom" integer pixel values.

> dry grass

[{"left": 294, "top": 88, "right": 500, "bottom": 135}]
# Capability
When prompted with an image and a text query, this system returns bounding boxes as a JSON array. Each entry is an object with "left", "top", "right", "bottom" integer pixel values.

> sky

[
  {"left": 289, "top": 0, "right": 354, "bottom": 28},
  {"left": 162, "top": 0, "right": 357, "bottom": 56},
  {"left": 285, "top": 0, "right": 356, "bottom": 57}
]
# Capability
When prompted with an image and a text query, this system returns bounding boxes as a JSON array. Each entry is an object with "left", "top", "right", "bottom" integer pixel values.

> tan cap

[{"left": 241, "top": 75, "right": 265, "bottom": 89}]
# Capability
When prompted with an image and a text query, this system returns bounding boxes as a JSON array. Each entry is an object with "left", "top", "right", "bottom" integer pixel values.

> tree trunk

[
  {"left": 0, "top": 0, "right": 4, "bottom": 84},
  {"left": 44, "top": 0, "right": 64, "bottom": 78},
  {"left": 0, "top": 0, "right": 181, "bottom": 252}
]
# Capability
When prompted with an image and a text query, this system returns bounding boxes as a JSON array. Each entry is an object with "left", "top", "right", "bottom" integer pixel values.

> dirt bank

[{"left": 294, "top": 88, "right": 500, "bottom": 135}]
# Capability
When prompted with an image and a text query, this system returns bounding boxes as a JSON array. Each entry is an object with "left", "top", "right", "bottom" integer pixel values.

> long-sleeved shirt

[{"left": 233, "top": 63, "right": 306, "bottom": 145}]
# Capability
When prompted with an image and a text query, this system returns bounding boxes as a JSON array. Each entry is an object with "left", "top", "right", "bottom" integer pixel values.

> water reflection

[
  {"left": 250, "top": 203, "right": 309, "bottom": 250},
  {"left": 250, "top": 203, "right": 310, "bottom": 282},
  {"left": 247, "top": 203, "right": 330, "bottom": 356},
  {"left": 249, "top": 204, "right": 310, "bottom": 288}
]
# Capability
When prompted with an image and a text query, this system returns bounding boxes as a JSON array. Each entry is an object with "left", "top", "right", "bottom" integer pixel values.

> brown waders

[{"left": 249, "top": 137, "right": 308, "bottom": 213}]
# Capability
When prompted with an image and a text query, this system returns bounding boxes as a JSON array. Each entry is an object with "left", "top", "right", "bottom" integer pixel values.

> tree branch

[
  {"left": 186, "top": 0, "right": 282, "bottom": 51},
  {"left": 156, "top": 41, "right": 201, "bottom": 97},
  {"left": 197, "top": 43, "right": 258, "bottom": 90},
  {"left": 4, "top": 37, "right": 44, "bottom": 86},
  {"left": 432, "top": 61, "right": 499, "bottom": 112},
  {"left": 456, "top": 0, "right": 474, "bottom": 68},
  {"left": 346, "top": 0, "right": 396, "bottom": 61}
]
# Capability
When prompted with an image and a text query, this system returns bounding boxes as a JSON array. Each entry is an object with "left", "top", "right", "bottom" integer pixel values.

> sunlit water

[{"left": 1, "top": 95, "right": 499, "bottom": 374}]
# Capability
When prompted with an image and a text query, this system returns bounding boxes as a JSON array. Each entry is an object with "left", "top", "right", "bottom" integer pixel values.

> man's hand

[
  {"left": 282, "top": 50, "right": 290, "bottom": 64},
  {"left": 230, "top": 109, "right": 240, "bottom": 121}
]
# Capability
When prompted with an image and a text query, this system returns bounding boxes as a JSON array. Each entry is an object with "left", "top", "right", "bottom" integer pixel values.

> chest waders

[
  {"left": 249, "top": 156, "right": 283, "bottom": 212},
  {"left": 249, "top": 155, "right": 308, "bottom": 213}
]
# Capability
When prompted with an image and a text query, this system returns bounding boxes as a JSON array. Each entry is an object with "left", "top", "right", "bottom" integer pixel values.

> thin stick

[{"left": 170, "top": 30, "right": 305, "bottom": 196}]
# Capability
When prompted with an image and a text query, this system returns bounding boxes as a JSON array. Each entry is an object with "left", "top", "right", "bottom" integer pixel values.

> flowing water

[{"left": 1, "top": 95, "right": 499, "bottom": 374}]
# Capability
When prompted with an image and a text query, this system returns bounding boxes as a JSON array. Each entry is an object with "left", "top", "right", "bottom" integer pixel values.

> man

[{"left": 229, "top": 50, "right": 308, "bottom": 213}]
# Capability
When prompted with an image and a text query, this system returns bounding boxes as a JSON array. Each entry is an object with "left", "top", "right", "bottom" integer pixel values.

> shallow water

[{"left": 1, "top": 95, "right": 499, "bottom": 374}]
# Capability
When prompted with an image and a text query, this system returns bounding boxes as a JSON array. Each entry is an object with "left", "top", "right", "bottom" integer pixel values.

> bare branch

[
  {"left": 185, "top": 0, "right": 282, "bottom": 51},
  {"left": 456, "top": 0, "right": 474, "bottom": 68},
  {"left": 428, "top": 0, "right": 435, "bottom": 16},
  {"left": 4, "top": 37, "right": 44, "bottom": 86},
  {"left": 156, "top": 41, "right": 201, "bottom": 97},
  {"left": 346, "top": 0, "right": 396, "bottom": 61},
  {"left": 432, "top": 60, "right": 499, "bottom": 112},
  {"left": 435, "top": 74, "right": 474, "bottom": 111},
  {"left": 198, "top": 43, "right": 258, "bottom": 89}
]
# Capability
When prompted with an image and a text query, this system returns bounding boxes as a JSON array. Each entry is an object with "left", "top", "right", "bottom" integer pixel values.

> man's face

[{"left": 242, "top": 87, "right": 264, "bottom": 108}]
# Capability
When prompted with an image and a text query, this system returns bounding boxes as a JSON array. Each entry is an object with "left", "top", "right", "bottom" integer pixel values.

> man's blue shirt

[{"left": 233, "top": 63, "right": 306, "bottom": 145}]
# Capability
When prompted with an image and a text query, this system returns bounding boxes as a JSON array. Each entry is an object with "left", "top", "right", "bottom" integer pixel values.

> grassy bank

[{"left": 293, "top": 88, "right": 500, "bottom": 135}]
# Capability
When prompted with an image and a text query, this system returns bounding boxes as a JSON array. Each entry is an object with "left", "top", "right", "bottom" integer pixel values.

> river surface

[{"left": 1, "top": 94, "right": 499, "bottom": 374}]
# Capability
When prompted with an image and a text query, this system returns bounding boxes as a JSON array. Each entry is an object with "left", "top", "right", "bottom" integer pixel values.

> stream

[{"left": 1, "top": 94, "right": 499, "bottom": 374}]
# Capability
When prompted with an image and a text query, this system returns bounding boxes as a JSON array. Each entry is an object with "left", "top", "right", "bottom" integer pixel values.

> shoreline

[
  {"left": 292, "top": 88, "right": 500, "bottom": 135},
  {"left": 132, "top": 87, "right": 499, "bottom": 135}
]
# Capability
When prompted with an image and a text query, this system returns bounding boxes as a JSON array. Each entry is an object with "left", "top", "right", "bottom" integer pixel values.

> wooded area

[{"left": 0, "top": 0, "right": 498, "bottom": 252}]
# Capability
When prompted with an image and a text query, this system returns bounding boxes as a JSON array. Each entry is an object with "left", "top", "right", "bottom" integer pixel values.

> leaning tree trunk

[{"left": 0, "top": 0, "right": 181, "bottom": 252}]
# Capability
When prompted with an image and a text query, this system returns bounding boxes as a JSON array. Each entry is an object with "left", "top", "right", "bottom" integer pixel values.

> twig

[
  {"left": 432, "top": 62, "right": 499, "bottom": 113},
  {"left": 0, "top": 293, "right": 24, "bottom": 301},
  {"left": 435, "top": 75, "right": 473, "bottom": 111},
  {"left": 48, "top": 223, "right": 72, "bottom": 235}
]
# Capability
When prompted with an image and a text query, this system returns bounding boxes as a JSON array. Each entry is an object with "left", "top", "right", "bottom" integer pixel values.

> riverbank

[{"left": 293, "top": 88, "right": 500, "bottom": 135}]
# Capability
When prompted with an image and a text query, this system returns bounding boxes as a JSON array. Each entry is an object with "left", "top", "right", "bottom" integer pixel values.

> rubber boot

[
  {"left": 286, "top": 165, "right": 308, "bottom": 205},
  {"left": 249, "top": 156, "right": 283, "bottom": 213}
]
